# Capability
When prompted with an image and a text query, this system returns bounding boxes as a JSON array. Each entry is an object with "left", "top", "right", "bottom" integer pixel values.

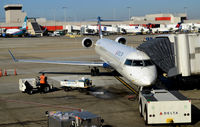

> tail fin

[
  {"left": 97, "top": 16, "right": 122, "bottom": 39},
  {"left": 176, "top": 22, "right": 182, "bottom": 28},
  {"left": 21, "top": 16, "right": 27, "bottom": 29},
  {"left": 97, "top": 16, "right": 103, "bottom": 39}
]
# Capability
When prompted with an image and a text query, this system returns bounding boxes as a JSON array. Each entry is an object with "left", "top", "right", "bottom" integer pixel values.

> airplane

[
  {"left": 8, "top": 16, "right": 157, "bottom": 87},
  {"left": 5, "top": 16, "right": 27, "bottom": 36},
  {"left": 119, "top": 25, "right": 149, "bottom": 34}
]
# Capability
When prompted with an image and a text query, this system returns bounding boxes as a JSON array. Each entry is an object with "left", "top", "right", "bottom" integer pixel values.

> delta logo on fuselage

[{"left": 115, "top": 50, "right": 124, "bottom": 57}]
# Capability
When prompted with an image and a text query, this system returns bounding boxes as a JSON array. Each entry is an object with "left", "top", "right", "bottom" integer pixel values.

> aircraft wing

[{"left": 8, "top": 50, "right": 104, "bottom": 67}]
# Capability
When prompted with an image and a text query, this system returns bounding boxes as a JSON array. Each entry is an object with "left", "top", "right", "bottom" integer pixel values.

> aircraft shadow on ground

[
  {"left": 39, "top": 71, "right": 121, "bottom": 76},
  {"left": 156, "top": 75, "right": 200, "bottom": 90},
  {"left": 191, "top": 104, "right": 200, "bottom": 125},
  {"left": 0, "top": 119, "right": 46, "bottom": 126},
  {"left": 28, "top": 87, "right": 62, "bottom": 95}
]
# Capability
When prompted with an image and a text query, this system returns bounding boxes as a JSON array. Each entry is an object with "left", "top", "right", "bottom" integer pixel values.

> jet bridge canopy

[
  {"left": 138, "top": 34, "right": 200, "bottom": 77},
  {"left": 137, "top": 38, "right": 175, "bottom": 75}
]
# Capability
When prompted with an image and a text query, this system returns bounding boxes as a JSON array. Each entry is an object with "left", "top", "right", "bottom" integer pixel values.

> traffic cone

[
  {"left": 14, "top": 69, "right": 17, "bottom": 75},
  {"left": 4, "top": 69, "right": 7, "bottom": 76},
  {"left": 0, "top": 69, "right": 2, "bottom": 77}
]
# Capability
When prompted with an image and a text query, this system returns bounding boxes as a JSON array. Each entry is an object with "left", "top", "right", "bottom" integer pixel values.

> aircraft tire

[
  {"left": 91, "top": 69, "right": 95, "bottom": 76},
  {"left": 95, "top": 68, "right": 100, "bottom": 76}
]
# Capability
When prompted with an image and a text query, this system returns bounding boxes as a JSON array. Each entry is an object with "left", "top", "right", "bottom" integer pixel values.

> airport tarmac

[{"left": 0, "top": 35, "right": 200, "bottom": 127}]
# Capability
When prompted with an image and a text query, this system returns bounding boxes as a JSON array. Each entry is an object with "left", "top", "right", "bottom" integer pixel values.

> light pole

[
  {"left": 62, "top": 7, "right": 67, "bottom": 22},
  {"left": 127, "top": 7, "right": 131, "bottom": 20}
]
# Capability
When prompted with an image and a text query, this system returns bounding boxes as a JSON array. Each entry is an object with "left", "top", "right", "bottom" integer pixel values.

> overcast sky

[{"left": 0, "top": 0, "right": 199, "bottom": 22}]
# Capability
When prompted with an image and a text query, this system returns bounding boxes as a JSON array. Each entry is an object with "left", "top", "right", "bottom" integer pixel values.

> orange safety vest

[{"left": 40, "top": 75, "right": 46, "bottom": 84}]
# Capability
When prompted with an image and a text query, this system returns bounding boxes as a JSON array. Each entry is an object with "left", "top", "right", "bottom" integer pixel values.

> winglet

[{"left": 8, "top": 50, "right": 18, "bottom": 62}]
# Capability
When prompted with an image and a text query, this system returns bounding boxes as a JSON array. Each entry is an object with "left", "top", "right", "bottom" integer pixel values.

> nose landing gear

[{"left": 91, "top": 67, "right": 100, "bottom": 76}]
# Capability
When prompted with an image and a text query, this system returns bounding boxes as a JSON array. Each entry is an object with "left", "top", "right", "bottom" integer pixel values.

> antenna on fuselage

[{"left": 97, "top": 16, "right": 103, "bottom": 39}]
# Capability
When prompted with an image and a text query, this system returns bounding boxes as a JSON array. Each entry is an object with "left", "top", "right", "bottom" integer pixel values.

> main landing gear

[{"left": 91, "top": 67, "right": 100, "bottom": 76}]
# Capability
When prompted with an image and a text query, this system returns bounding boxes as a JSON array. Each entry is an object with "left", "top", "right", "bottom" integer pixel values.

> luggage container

[
  {"left": 47, "top": 110, "right": 104, "bottom": 127},
  {"left": 60, "top": 78, "right": 93, "bottom": 92}
]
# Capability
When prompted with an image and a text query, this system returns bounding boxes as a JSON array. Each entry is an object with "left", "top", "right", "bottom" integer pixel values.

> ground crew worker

[
  {"left": 40, "top": 73, "right": 46, "bottom": 84},
  {"left": 39, "top": 73, "right": 48, "bottom": 93}
]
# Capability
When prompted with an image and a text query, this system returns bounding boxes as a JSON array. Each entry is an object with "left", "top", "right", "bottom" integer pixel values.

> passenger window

[{"left": 124, "top": 59, "right": 132, "bottom": 66}]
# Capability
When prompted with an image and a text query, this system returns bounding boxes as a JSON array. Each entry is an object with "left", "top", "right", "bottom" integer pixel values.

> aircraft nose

[
  {"left": 140, "top": 70, "right": 157, "bottom": 86},
  {"left": 141, "top": 77, "right": 155, "bottom": 86}
]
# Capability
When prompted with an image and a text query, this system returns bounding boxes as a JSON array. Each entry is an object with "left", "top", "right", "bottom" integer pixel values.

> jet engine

[
  {"left": 82, "top": 37, "right": 93, "bottom": 48},
  {"left": 115, "top": 37, "right": 127, "bottom": 45}
]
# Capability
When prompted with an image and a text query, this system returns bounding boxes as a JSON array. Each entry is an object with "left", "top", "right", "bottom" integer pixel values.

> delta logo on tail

[{"left": 176, "top": 22, "right": 182, "bottom": 29}]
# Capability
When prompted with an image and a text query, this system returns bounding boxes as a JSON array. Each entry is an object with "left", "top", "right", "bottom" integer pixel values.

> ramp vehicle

[
  {"left": 19, "top": 78, "right": 53, "bottom": 94},
  {"left": 60, "top": 78, "right": 92, "bottom": 92},
  {"left": 138, "top": 89, "right": 191, "bottom": 124},
  {"left": 47, "top": 110, "right": 104, "bottom": 127}
]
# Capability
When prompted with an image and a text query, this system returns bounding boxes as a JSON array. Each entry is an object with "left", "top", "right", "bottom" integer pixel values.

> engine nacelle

[
  {"left": 82, "top": 37, "right": 93, "bottom": 48},
  {"left": 115, "top": 37, "right": 127, "bottom": 45}
]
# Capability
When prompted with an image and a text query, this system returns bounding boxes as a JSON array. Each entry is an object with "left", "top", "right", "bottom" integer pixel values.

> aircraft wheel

[
  {"left": 91, "top": 69, "right": 95, "bottom": 76},
  {"left": 95, "top": 68, "right": 100, "bottom": 76}
]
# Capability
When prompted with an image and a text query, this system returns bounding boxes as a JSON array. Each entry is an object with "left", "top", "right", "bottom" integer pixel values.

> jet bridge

[{"left": 137, "top": 34, "right": 200, "bottom": 77}]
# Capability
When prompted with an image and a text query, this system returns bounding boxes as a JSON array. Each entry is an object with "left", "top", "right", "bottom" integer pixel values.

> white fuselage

[
  {"left": 95, "top": 38, "right": 157, "bottom": 87},
  {"left": 6, "top": 29, "right": 20, "bottom": 34},
  {"left": 6, "top": 28, "right": 25, "bottom": 36}
]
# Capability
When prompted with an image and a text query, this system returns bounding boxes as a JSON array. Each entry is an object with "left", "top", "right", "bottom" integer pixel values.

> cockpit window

[
  {"left": 132, "top": 60, "right": 144, "bottom": 66},
  {"left": 124, "top": 59, "right": 132, "bottom": 66},
  {"left": 124, "top": 59, "right": 154, "bottom": 67},
  {"left": 144, "top": 60, "right": 153, "bottom": 66}
]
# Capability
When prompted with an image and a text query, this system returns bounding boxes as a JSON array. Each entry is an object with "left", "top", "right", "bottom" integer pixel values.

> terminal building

[{"left": 130, "top": 13, "right": 187, "bottom": 25}]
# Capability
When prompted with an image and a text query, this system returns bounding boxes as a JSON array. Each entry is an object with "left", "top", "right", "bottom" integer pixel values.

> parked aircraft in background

[
  {"left": 5, "top": 16, "right": 27, "bottom": 36},
  {"left": 9, "top": 17, "right": 157, "bottom": 87},
  {"left": 119, "top": 25, "right": 149, "bottom": 34}
]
